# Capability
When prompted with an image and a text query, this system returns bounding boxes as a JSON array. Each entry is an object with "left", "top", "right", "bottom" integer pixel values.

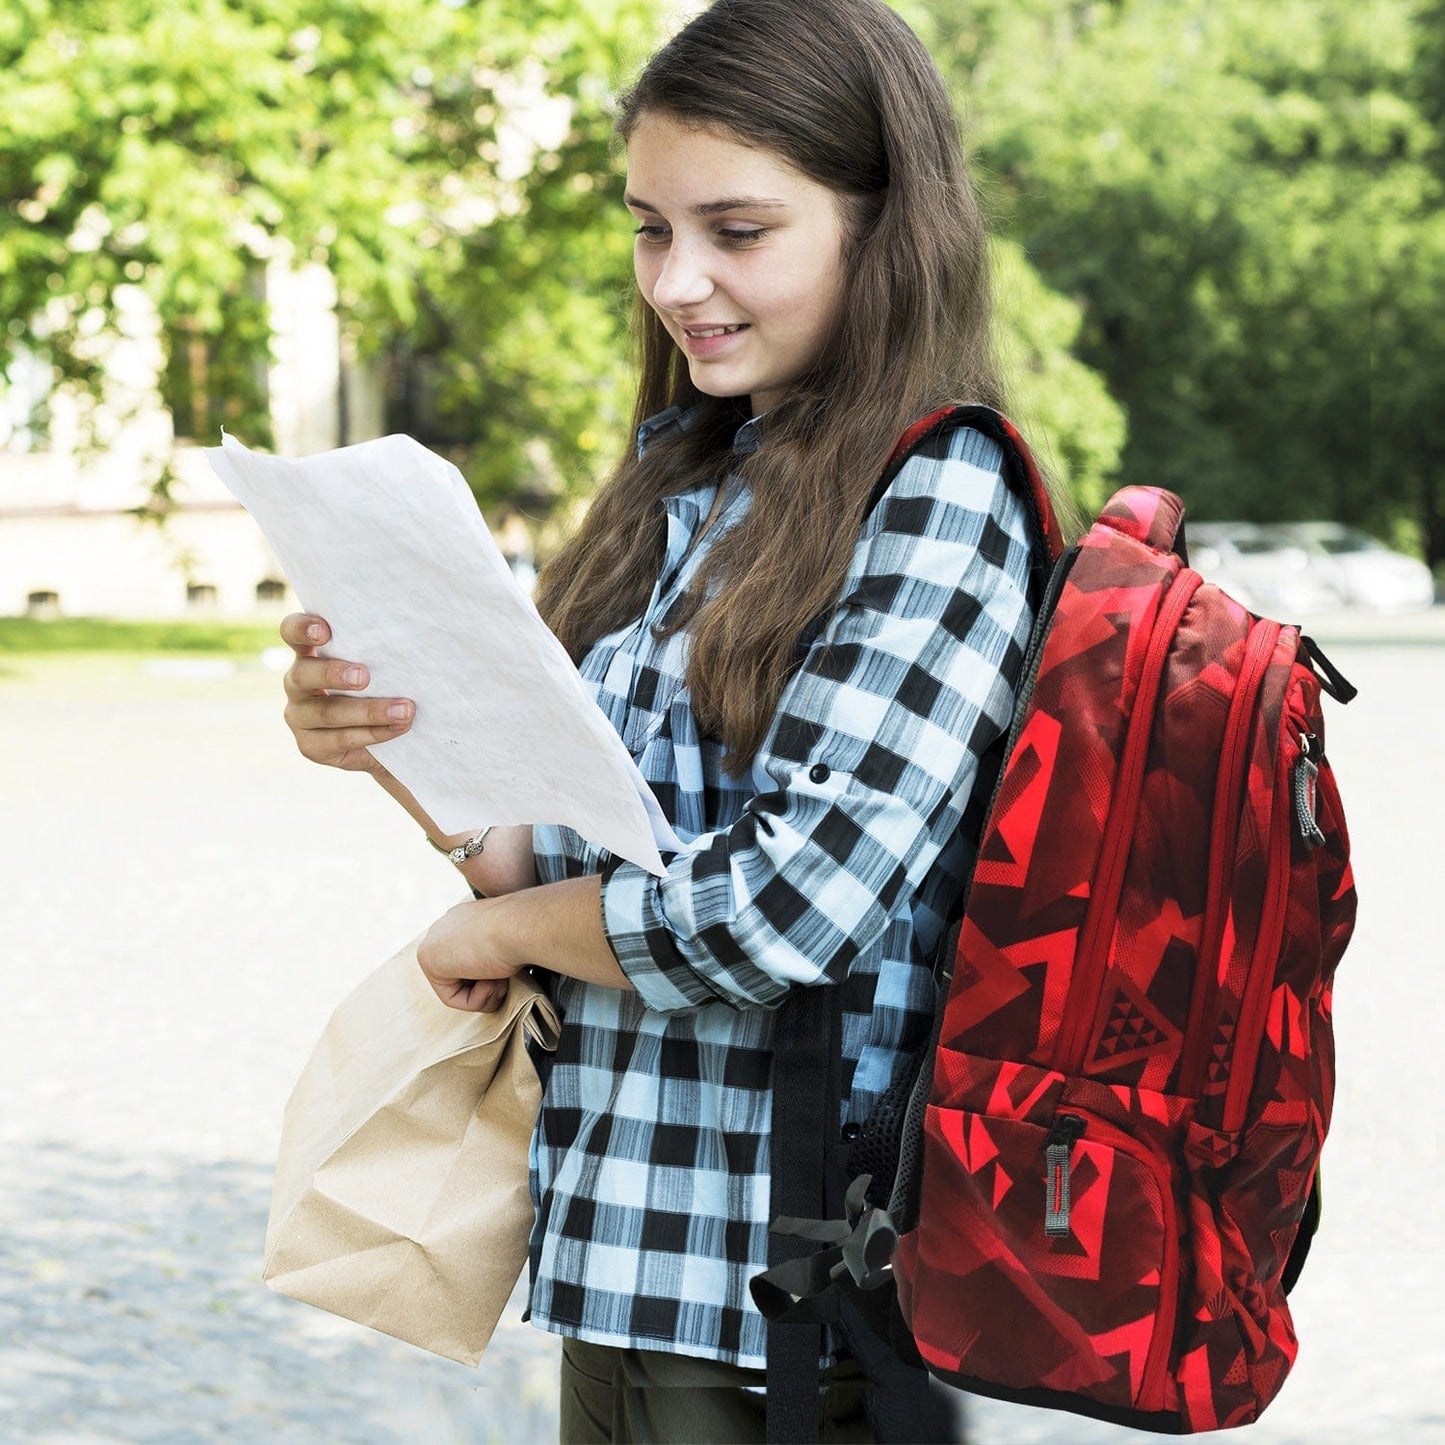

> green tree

[
  {"left": 926, "top": 0, "right": 1444, "bottom": 562},
  {"left": 896, "top": 0, "right": 1127, "bottom": 512},
  {"left": 991, "top": 237, "right": 1125, "bottom": 517},
  {"left": 0, "top": 0, "right": 660, "bottom": 508},
  {"left": 1377, "top": 0, "right": 1445, "bottom": 566}
]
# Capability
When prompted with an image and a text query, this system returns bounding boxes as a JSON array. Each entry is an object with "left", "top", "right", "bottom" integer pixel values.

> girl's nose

[{"left": 651, "top": 240, "right": 714, "bottom": 312}]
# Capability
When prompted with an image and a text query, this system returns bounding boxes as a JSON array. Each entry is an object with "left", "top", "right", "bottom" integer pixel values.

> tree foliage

[
  {"left": 925, "top": 0, "right": 1444, "bottom": 562},
  {"left": 1378, "top": 0, "right": 1445, "bottom": 564},
  {"left": 0, "top": 0, "right": 659, "bottom": 505},
  {"left": 990, "top": 237, "right": 1125, "bottom": 518},
  {"left": 0, "top": 0, "right": 1129, "bottom": 523},
  {"left": 12, "top": 0, "right": 1432, "bottom": 561}
]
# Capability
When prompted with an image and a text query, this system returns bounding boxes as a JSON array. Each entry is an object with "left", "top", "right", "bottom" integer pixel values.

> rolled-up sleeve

[{"left": 600, "top": 429, "right": 1037, "bottom": 1013}]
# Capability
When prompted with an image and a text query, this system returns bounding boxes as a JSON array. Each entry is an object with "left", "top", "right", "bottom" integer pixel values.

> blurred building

[{"left": 0, "top": 260, "right": 385, "bottom": 619}]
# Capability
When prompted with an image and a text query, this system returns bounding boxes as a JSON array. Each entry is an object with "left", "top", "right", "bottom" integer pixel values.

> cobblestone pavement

[{"left": 2, "top": 617, "right": 1442, "bottom": 1443}]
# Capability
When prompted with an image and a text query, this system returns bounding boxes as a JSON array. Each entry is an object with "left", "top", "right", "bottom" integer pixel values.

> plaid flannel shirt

[{"left": 528, "top": 407, "right": 1036, "bottom": 1367}]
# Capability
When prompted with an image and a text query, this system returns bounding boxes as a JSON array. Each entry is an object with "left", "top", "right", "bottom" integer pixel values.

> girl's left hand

[{"left": 416, "top": 898, "right": 521, "bottom": 1014}]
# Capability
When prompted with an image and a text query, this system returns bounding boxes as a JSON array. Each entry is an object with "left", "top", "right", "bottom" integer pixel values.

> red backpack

[{"left": 756, "top": 408, "right": 1357, "bottom": 1440}]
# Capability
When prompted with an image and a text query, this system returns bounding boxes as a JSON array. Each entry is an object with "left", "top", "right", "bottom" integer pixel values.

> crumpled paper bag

[{"left": 262, "top": 935, "right": 560, "bottom": 1365}]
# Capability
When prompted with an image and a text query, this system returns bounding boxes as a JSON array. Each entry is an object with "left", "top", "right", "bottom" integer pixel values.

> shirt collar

[
  {"left": 733, "top": 412, "right": 765, "bottom": 458},
  {"left": 635, "top": 404, "right": 765, "bottom": 462}
]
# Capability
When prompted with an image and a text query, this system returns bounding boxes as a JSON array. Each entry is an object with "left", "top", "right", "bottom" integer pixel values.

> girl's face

[{"left": 626, "top": 112, "right": 849, "bottom": 416}]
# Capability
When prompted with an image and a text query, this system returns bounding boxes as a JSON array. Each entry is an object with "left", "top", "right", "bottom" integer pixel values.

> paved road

[{"left": 1, "top": 614, "right": 1442, "bottom": 1443}]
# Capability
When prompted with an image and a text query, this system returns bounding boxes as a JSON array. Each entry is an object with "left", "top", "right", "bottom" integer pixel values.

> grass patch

[{"left": 0, "top": 616, "right": 280, "bottom": 655}]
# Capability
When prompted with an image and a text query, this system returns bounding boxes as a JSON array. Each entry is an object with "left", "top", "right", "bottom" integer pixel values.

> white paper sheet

[{"left": 205, "top": 431, "right": 681, "bottom": 875}]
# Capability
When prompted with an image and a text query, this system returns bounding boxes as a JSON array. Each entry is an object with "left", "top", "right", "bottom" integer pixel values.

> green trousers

[{"left": 557, "top": 1336, "right": 878, "bottom": 1445}]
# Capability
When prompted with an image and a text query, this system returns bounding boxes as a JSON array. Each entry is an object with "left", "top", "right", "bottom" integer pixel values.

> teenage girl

[{"left": 279, "top": 1, "right": 1067, "bottom": 1439}]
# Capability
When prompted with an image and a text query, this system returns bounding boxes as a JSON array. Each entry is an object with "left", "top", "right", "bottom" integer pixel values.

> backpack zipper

[
  {"left": 1177, "top": 619, "right": 1281, "bottom": 1099},
  {"left": 1221, "top": 729, "right": 1296, "bottom": 1134},
  {"left": 1044, "top": 1113, "right": 1086, "bottom": 1236},
  {"left": 1055, "top": 569, "right": 1201, "bottom": 1074},
  {"left": 1040, "top": 1109, "right": 1181, "bottom": 1410},
  {"left": 1293, "top": 731, "right": 1327, "bottom": 848}
]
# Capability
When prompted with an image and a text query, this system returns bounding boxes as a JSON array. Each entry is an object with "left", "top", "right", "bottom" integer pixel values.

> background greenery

[
  {"left": 1, "top": 0, "right": 1438, "bottom": 560},
  {"left": 0, "top": 616, "right": 279, "bottom": 653}
]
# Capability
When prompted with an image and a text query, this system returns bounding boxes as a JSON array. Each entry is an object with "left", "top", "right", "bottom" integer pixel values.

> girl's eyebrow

[{"left": 624, "top": 194, "right": 788, "bottom": 216}]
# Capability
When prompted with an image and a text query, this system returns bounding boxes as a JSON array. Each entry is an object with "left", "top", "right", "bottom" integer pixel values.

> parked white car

[
  {"left": 1273, "top": 522, "right": 1436, "bottom": 614},
  {"left": 1185, "top": 522, "right": 1349, "bottom": 617}
]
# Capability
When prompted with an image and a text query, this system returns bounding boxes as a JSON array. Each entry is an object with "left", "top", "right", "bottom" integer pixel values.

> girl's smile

[{"left": 679, "top": 322, "right": 749, "bottom": 357}]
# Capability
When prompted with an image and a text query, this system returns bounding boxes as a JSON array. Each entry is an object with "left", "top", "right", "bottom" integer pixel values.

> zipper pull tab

[
  {"left": 1044, "top": 1114, "right": 1086, "bottom": 1238},
  {"left": 1293, "top": 733, "right": 1327, "bottom": 849}
]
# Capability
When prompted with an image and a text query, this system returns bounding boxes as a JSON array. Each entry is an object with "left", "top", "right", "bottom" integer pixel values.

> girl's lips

[{"left": 680, "top": 323, "right": 749, "bottom": 358}]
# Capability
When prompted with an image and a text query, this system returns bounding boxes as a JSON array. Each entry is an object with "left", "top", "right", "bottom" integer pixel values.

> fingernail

[
  {"left": 343, "top": 667, "right": 364, "bottom": 686},
  {"left": 307, "top": 622, "right": 325, "bottom": 641},
  {"left": 387, "top": 702, "right": 411, "bottom": 721}
]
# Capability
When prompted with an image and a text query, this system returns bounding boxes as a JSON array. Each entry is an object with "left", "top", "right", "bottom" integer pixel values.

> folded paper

[{"left": 206, "top": 431, "right": 680, "bottom": 874}]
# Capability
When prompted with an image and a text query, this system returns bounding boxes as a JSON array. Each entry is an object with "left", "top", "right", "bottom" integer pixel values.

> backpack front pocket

[{"left": 898, "top": 1052, "right": 1186, "bottom": 1416}]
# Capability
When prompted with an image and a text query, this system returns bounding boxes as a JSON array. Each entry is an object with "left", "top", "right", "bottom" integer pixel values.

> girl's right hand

[{"left": 280, "top": 613, "right": 415, "bottom": 773}]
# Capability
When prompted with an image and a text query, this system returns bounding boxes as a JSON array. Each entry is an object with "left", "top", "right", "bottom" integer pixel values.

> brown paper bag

[{"left": 262, "top": 934, "right": 560, "bottom": 1365}]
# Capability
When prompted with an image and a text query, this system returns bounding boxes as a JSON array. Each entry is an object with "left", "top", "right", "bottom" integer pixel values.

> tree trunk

[{"left": 1421, "top": 451, "right": 1444, "bottom": 574}]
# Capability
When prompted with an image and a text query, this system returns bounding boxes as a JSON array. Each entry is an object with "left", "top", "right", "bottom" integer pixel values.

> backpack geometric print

[{"left": 753, "top": 406, "right": 1358, "bottom": 1439}]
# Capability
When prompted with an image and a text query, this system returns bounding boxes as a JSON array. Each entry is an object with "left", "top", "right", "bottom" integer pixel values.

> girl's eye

[{"left": 632, "top": 223, "right": 769, "bottom": 246}]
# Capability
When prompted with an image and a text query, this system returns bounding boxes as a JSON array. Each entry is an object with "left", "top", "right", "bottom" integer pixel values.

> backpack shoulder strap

[
  {"left": 793, "top": 406, "right": 1064, "bottom": 661},
  {"left": 766, "top": 981, "right": 843, "bottom": 1444},
  {"left": 876, "top": 404, "right": 1067, "bottom": 568}
]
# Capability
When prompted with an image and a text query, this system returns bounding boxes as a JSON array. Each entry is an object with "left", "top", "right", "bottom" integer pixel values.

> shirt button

[
  {"left": 841, "top": 1121, "right": 861, "bottom": 1143},
  {"left": 808, "top": 763, "right": 831, "bottom": 784}
]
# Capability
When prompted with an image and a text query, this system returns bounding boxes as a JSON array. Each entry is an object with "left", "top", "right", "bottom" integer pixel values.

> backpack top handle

[{"left": 1097, "top": 485, "right": 1188, "bottom": 560}]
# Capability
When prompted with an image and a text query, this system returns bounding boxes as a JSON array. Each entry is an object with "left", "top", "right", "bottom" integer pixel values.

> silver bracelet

[{"left": 427, "top": 827, "right": 493, "bottom": 866}]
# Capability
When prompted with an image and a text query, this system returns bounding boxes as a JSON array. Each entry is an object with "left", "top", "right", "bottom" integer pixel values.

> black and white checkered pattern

[{"left": 529, "top": 408, "right": 1036, "bottom": 1366}]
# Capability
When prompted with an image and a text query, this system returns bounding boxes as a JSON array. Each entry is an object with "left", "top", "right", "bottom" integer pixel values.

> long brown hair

[{"left": 537, "top": 0, "right": 1027, "bottom": 774}]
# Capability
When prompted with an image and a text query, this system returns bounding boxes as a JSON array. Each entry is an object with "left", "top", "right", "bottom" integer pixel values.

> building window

[
  {"left": 255, "top": 578, "right": 287, "bottom": 604},
  {"left": 25, "top": 590, "right": 60, "bottom": 619},
  {"left": 2, "top": 344, "right": 52, "bottom": 453},
  {"left": 186, "top": 583, "right": 218, "bottom": 611},
  {"left": 162, "top": 269, "right": 270, "bottom": 444}
]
